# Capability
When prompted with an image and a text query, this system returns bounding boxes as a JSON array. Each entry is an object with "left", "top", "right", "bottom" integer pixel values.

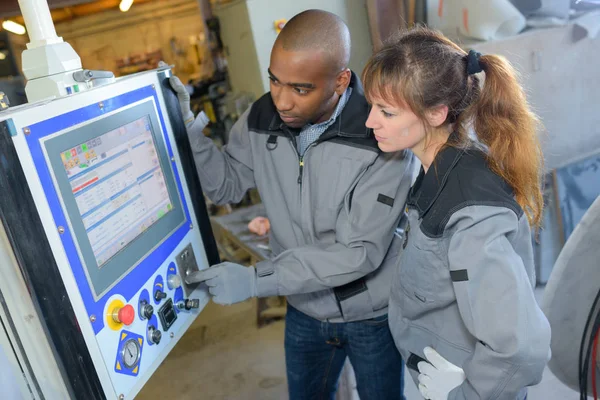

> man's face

[{"left": 268, "top": 45, "right": 344, "bottom": 129}]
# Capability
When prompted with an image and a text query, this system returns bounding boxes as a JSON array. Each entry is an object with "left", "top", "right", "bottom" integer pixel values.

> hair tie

[{"left": 466, "top": 49, "right": 483, "bottom": 75}]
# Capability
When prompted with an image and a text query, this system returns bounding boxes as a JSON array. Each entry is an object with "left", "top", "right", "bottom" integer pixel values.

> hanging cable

[
  {"left": 593, "top": 330, "right": 599, "bottom": 400},
  {"left": 580, "top": 287, "right": 600, "bottom": 399}
]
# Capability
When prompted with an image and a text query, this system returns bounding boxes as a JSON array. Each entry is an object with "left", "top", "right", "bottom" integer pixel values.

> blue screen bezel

[{"left": 26, "top": 86, "right": 192, "bottom": 334}]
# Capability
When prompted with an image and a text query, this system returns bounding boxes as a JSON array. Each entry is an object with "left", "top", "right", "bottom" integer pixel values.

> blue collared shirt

[{"left": 297, "top": 87, "right": 352, "bottom": 156}]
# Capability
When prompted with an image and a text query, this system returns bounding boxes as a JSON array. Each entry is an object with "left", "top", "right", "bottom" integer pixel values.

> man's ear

[
  {"left": 425, "top": 104, "right": 449, "bottom": 128},
  {"left": 335, "top": 69, "right": 351, "bottom": 95}
]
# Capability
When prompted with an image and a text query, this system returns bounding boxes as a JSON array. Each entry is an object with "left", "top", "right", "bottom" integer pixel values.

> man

[{"left": 171, "top": 9, "right": 414, "bottom": 400}]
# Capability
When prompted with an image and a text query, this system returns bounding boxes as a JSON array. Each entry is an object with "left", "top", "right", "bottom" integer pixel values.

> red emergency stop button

[{"left": 112, "top": 304, "right": 135, "bottom": 326}]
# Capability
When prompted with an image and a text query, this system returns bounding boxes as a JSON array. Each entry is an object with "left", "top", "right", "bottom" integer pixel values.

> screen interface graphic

[{"left": 61, "top": 116, "right": 172, "bottom": 268}]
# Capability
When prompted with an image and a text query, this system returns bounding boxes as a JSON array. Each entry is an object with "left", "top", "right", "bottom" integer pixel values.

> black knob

[
  {"left": 148, "top": 325, "right": 162, "bottom": 345},
  {"left": 184, "top": 299, "right": 200, "bottom": 310},
  {"left": 151, "top": 329, "right": 162, "bottom": 345},
  {"left": 154, "top": 290, "right": 167, "bottom": 302},
  {"left": 141, "top": 302, "right": 153, "bottom": 320}
]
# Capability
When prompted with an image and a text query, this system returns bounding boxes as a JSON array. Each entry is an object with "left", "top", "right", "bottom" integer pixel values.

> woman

[{"left": 362, "top": 28, "right": 551, "bottom": 400}]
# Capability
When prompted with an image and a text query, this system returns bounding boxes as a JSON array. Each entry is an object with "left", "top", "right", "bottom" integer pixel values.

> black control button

[
  {"left": 184, "top": 299, "right": 200, "bottom": 310},
  {"left": 154, "top": 290, "right": 167, "bottom": 302},
  {"left": 139, "top": 300, "right": 154, "bottom": 320},
  {"left": 152, "top": 329, "right": 162, "bottom": 345},
  {"left": 176, "top": 298, "right": 200, "bottom": 311},
  {"left": 147, "top": 325, "right": 162, "bottom": 345}
]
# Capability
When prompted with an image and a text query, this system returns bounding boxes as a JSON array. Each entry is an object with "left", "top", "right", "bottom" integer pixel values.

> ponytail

[{"left": 469, "top": 54, "right": 544, "bottom": 227}]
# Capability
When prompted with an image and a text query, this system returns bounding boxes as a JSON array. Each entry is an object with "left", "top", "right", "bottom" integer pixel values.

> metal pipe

[{"left": 17, "top": 0, "right": 62, "bottom": 49}]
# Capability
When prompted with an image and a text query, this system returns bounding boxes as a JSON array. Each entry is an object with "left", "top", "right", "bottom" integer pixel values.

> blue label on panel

[
  {"left": 167, "top": 262, "right": 177, "bottom": 277},
  {"left": 25, "top": 84, "right": 193, "bottom": 335},
  {"left": 6, "top": 119, "right": 17, "bottom": 137},
  {"left": 114, "top": 329, "right": 144, "bottom": 377}
]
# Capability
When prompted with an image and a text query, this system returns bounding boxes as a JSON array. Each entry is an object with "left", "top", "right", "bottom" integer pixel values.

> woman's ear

[{"left": 425, "top": 105, "right": 449, "bottom": 128}]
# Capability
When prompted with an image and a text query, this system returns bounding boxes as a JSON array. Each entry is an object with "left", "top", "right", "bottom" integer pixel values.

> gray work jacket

[
  {"left": 389, "top": 145, "right": 551, "bottom": 399},
  {"left": 188, "top": 73, "right": 415, "bottom": 322}
]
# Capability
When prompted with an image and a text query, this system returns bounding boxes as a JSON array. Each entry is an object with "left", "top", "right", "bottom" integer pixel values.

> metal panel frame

[
  {"left": 0, "top": 68, "right": 220, "bottom": 399},
  {"left": 0, "top": 117, "right": 103, "bottom": 399}
]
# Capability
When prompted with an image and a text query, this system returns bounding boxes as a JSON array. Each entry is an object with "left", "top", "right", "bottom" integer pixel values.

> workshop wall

[
  {"left": 54, "top": 0, "right": 213, "bottom": 83},
  {"left": 214, "top": 0, "right": 374, "bottom": 97},
  {"left": 248, "top": 0, "right": 373, "bottom": 92}
]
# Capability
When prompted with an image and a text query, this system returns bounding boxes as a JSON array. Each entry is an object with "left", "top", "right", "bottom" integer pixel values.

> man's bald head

[{"left": 275, "top": 9, "right": 351, "bottom": 74}]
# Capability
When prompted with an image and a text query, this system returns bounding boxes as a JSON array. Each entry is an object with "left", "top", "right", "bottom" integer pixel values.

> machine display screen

[
  {"left": 62, "top": 116, "right": 173, "bottom": 267},
  {"left": 44, "top": 100, "right": 186, "bottom": 299}
]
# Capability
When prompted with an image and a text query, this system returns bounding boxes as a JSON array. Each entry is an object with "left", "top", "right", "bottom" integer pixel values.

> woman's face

[{"left": 365, "top": 97, "right": 427, "bottom": 153}]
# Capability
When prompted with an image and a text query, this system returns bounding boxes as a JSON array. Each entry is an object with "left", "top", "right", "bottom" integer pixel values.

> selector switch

[
  {"left": 112, "top": 304, "right": 135, "bottom": 326},
  {"left": 176, "top": 244, "right": 200, "bottom": 297},
  {"left": 177, "top": 299, "right": 200, "bottom": 311},
  {"left": 167, "top": 274, "right": 182, "bottom": 290},
  {"left": 154, "top": 289, "right": 167, "bottom": 302},
  {"left": 147, "top": 325, "right": 162, "bottom": 345},
  {"left": 139, "top": 300, "right": 153, "bottom": 320}
]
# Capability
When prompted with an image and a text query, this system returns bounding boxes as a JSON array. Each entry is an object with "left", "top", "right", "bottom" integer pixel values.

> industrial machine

[{"left": 0, "top": 1, "right": 219, "bottom": 399}]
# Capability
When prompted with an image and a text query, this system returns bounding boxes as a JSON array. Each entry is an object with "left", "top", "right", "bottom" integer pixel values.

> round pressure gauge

[{"left": 121, "top": 339, "right": 141, "bottom": 369}]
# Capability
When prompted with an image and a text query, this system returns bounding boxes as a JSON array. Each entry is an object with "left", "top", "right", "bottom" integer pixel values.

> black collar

[
  {"left": 408, "top": 145, "right": 465, "bottom": 218},
  {"left": 267, "top": 71, "right": 371, "bottom": 140}
]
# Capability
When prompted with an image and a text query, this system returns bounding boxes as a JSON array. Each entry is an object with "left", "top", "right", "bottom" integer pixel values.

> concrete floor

[
  {"left": 137, "top": 298, "right": 288, "bottom": 400},
  {"left": 138, "top": 287, "right": 583, "bottom": 400}
]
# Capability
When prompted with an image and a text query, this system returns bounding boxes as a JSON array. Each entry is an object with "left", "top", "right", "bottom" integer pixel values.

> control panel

[{"left": 4, "top": 69, "right": 218, "bottom": 399}]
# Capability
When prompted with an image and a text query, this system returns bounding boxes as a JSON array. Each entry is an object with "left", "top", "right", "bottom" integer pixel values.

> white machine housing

[
  {"left": 0, "top": 67, "right": 220, "bottom": 400},
  {"left": 17, "top": 0, "right": 115, "bottom": 102}
]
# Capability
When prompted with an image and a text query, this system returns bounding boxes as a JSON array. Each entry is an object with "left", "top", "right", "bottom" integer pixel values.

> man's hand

[
  {"left": 417, "top": 347, "right": 466, "bottom": 400},
  {"left": 185, "top": 262, "right": 257, "bottom": 305},
  {"left": 248, "top": 217, "right": 270, "bottom": 236}
]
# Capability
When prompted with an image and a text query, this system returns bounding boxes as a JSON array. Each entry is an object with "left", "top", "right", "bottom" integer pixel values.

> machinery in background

[
  {"left": 175, "top": 14, "right": 255, "bottom": 150},
  {"left": 0, "top": 31, "right": 28, "bottom": 106},
  {"left": 188, "top": 74, "right": 254, "bottom": 147},
  {"left": 116, "top": 49, "right": 164, "bottom": 77},
  {"left": 541, "top": 195, "right": 600, "bottom": 399},
  {"left": 0, "top": 31, "right": 22, "bottom": 77},
  {"left": 185, "top": 14, "right": 246, "bottom": 148}
]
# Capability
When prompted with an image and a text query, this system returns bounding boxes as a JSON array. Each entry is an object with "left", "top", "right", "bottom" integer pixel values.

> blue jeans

[{"left": 284, "top": 305, "right": 405, "bottom": 400}]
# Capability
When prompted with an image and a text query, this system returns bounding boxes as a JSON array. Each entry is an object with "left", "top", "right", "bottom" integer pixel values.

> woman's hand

[{"left": 417, "top": 347, "right": 466, "bottom": 400}]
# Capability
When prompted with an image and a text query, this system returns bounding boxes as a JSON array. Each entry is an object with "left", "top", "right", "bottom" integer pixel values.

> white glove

[{"left": 417, "top": 347, "right": 466, "bottom": 400}]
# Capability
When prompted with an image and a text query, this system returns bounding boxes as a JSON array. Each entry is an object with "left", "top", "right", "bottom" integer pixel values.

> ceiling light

[
  {"left": 2, "top": 20, "right": 26, "bottom": 35},
  {"left": 119, "top": 0, "right": 134, "bottom": 12}
]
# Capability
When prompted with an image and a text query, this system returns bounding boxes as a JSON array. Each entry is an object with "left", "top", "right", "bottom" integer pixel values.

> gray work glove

[
  {"left": 158, "top": 60, "right": 209, "bottom": 131},
  {"left": 169, "top": 75, "right": 211, "bottom": 133},
  {"left": 169, "top": 75, "right": 195, "bottom": 129},
  {"left": 186, "top": 262, "right": 257, "bottom": 305}
]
